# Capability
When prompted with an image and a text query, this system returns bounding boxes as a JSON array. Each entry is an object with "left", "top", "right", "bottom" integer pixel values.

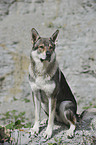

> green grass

[
  {"left": 1, "top": 110, "right": 26, "bottom": 124},
  {"left": 83, "top": 106, "right": 90, "bottom": 110},
  {"left": 0, "top": 109, "right": 32, "bottom": 144},
  {"left": 48, "top": 138, "right": 63, "bottom": 145}
]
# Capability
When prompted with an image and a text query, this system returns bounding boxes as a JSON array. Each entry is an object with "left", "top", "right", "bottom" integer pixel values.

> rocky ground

[{"left": 0, "top": 0, "right": 96, "bottom": 144}]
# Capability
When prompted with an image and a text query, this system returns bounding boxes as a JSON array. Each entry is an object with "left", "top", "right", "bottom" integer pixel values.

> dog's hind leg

[
  {"left": 64, "top": 109, "right": 76, "bottom": 138},
  {"left": 30, "top": 91, "right": 41, "bottom": 135},
  {"left": 59, "top": 101, "right": 77, "bottom": 138}
]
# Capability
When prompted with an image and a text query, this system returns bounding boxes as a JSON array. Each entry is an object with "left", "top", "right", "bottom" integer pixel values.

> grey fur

[{"left": 29, "top": 28, "right": 77, "bottom": 138}]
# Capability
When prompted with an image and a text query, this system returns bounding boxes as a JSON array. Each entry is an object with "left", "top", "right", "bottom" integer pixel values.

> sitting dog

[{"left": 29, "top": 28, "right": 77, "bottom": 138}]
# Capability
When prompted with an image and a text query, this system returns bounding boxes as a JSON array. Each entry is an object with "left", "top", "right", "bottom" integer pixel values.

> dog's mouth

[
  {"left": 40, "top": 57, "right": 51, "bottom": 62},
  {"left": 39, "top": 51, "right": 51, "bottom": 62}
]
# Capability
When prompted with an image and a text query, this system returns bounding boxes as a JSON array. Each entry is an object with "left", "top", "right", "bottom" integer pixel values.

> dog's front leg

[
  {"left": 30, "top": 91, "right": 41, "bottom": 135},
  {"left": 44, "top": 98, "right": 56, "bottom": 139}
]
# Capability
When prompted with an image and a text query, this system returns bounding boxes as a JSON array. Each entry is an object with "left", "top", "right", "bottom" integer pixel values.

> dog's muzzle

[
  {"left": 46, "top": 51, "right": 51, "bottom": 60},
  {"left": 40, "top": 51, "right": 51, "bottom": 62}
]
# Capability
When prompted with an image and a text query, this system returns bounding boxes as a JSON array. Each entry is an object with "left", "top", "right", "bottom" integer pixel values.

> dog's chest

[
  {"left": 29, "top": 65, "right": 56, "bottom": 96},
  {"left": 35, "top": 76, "right": 56, "bottom": 96},
  {"left": 30, "top": 51, "right": 56, "bottom": 95}
]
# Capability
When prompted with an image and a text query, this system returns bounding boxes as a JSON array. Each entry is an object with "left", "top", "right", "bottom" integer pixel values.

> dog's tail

[
  {"left": 80, "top": 108, "right": 96, "bottom": 119},
  {"left": 76, "top": 108, "right": 96, "bottom": 130}
]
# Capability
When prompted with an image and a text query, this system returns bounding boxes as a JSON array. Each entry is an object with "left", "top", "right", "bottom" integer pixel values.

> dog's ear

[
  {"left": 31, "top": 28, "right": 40, "bottom": 43},
  {"left": 50, "top": 30, "right": 59, "bottom": 42}
]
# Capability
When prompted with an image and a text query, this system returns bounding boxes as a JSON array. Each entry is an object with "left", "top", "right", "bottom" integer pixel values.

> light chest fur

[{"left": 29, "top": 51, "right": 58, "bottom": 96}]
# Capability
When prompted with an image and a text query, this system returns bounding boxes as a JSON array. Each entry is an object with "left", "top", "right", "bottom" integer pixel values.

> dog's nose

[{"left": 46, "top": 51, "right": 51, "bottom": 58}]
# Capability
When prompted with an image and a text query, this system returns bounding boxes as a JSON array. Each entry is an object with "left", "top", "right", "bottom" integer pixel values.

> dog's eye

[{"left": 39, "top": 46, "right": 44, "bottom": 49}]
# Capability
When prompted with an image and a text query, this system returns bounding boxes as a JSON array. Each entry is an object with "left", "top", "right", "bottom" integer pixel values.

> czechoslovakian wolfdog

[{"left": 29, "top": 28, "right": 77, "bottom": 138}]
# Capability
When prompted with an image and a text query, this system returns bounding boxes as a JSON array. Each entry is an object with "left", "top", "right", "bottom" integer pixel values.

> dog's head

[{"left": 31, "top": 28, "right": 59, "bottom": 62}]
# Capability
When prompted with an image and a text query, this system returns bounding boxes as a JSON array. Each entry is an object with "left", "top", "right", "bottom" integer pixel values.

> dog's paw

[
  {"left": 30, "top": 123, "right": 39, "bottom": 136},
  {"left": 66, "top": 130, "right": 74, "bottom": 139},
  {"left": 66, "top": 128, "right": 75, "bottom": 139},
  {"left": 66, "top": 124, "right": 75, "bottom": 138},
  {"left": 43, "top": 126, "right": 52, "bottom": 139}
]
